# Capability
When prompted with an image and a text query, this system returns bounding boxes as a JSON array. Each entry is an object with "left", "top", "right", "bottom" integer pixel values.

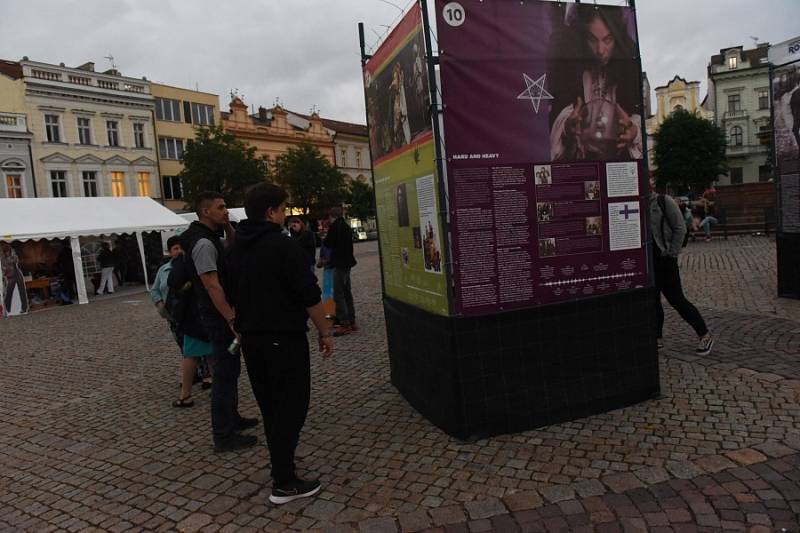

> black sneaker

[
  {"left": 269, "top": 478, "right": 321, "bottom": 505},
  {"left": 696, "top": 335, "right": 714, "bottom": 356},
  {"left": 235, "top": 417, "right": 259, "bottom": 431},
  {"left": 213, "top": 433, "right": 257, "bottom": 453}
]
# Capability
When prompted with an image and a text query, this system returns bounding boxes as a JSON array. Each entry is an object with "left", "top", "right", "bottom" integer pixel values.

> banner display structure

[
  {"left": 770, "top": 36, "right": 800, "bottom": 298},
  {"left": 364, "top": 3, "right": 449, "bottom": 315},
  {"left": 436, "top": 0, "right": 650, "bottom": 316}
]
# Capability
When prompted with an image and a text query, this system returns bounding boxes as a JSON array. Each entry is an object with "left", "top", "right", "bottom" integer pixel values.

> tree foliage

[
  {"left": 179, "top": 125, "right": 268, "bottom": 207},
  {"left": 346, "top": 178, "right": 376, "bottom": 221},
  {"left": 652, "top": 109, "right": 728, "bottom": 194},
  {"left": 272, "top": 142, "right": 347, "bottom": 216}
]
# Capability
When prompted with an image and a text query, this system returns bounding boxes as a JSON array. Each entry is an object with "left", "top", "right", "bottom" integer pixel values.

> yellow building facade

[
  {"left": 150, "top": 83, "right": 221, "bottom": 211},
  {"left": 221, "top": 97, "right": 335, "bottom": 166}
]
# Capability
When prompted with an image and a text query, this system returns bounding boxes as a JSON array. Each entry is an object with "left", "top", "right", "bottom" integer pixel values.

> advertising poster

[
  {"left": 364, "top": 3, "right": 449, "bottom": 315},
  {"left": 770, "top": 37, "right": 800, "bottom": 233},
  {"left": 437, "top": 0, "right": 650, "bottom": 315}
]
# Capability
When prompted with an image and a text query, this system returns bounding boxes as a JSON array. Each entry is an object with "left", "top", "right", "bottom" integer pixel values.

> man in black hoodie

[
  {"left": 323, "top": 206, "right": 358, "bottom": 335},
  {"left": 227, "top": 183, "right": 335, "bottom": 505}
]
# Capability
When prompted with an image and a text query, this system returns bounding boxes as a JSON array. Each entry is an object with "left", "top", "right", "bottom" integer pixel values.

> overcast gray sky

[{"left": 1, "top": 0, "right": 797, "bottom": 124}]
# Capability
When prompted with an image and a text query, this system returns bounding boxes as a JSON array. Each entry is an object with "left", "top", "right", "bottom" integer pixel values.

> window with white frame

[
  {"left": 728, "top": 94, "right": 741, "bottom": 114},
  {"left": 729, "top": 126, "right": 743, "bottom": 146},
  {"left": 111, "top": 171, "right": 126, "bottom": 197},
  {"left": 758, "top": 89, "right": 769, "bottom": 110},
  {"left": 5, "top": 174, "right": 23, "bottom": 198},
  {"left": 77, "top": 117, "right": 92, "bottom": 145},
  {"left": 190, "top": 102, "right": 214, "bottom": 126},
  {"left": 155, "top": 98, "right": 181, "bottom": 121},
  {"left": 45, "top": 114, "right": 61, "bottom": 143},
  {"left": 133, "top": 122, "right": 146, "bottom": 148},
  {"left": 137, "top": 172, "right": 151, "bottom": 196},
  {"left": 158, "top": 137, "right": 184, "bottom": 160},
  {"left": 82, "top": 171, "right": 98, "bottom": 197},
  {"left": 728, "top": 55, "right": 738, "bottom": 69},
  {"left": 355, "top": 150, "right": 362, "bottom": 169},
  {"left": 106, "top": 120, "right": 120, "bottom": 146},
  {"left": 162, "top": 176, "right": 183, "bottom": 200},
  {"left": 50, "top": 170, "right": 67, "bottom": 197},
  {"left": 340, "top": 149, "right": 348, "bottom": 167}
]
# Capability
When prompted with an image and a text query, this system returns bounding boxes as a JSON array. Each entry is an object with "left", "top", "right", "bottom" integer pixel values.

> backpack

[
  {"left": 657, "top": 194, "right": 689, "bottom": 249},
  {"left": 165, "top": 253, "right": 200, "bottom": 338}
]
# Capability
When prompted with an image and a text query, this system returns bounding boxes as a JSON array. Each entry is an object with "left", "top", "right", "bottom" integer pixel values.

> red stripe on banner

[
  {"left": 364, "top": 3, "right": 422, "bottom": 76},
  {"left": 373, "top": 130, "right": 433, "bottom": 167}
]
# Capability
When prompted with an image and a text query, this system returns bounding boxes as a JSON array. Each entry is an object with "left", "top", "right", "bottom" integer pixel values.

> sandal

[
  {"left": 201, "top": 379, "right": 212, "bottom": 390},
  {"left": 172, "top": 396, "right": 194, "bottom": 408}
]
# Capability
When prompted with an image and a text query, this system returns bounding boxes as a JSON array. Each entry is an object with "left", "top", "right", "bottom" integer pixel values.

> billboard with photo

[
  {"left": 436, "top": 0, "right": 650, "bottom": 316},
  {"left": 364, "top": 3, "right": 449, "bottom": 315},
  {"left": 770, "top": 38, "right": 800, "bottom": 234}
]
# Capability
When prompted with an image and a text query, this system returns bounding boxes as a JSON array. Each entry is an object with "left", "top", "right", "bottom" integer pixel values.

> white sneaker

[{"left": 696, "top": 335, "right": 713, "bottom": 356}]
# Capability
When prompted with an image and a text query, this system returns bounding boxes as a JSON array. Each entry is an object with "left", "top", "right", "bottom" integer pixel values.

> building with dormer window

[
  {"left": 706, "top": 43, "right": 772, "bottom": 184},
  {"left": 0, "top": 58, "right": 160, "bottom": 199}
]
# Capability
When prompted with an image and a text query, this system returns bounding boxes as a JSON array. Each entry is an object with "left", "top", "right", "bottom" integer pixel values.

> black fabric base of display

[
  {"left": 384, "top": 289, "right": 660, "bottom": 440},
  {"left": 777, "top": 232, "right": 800, "bottom": 299}
]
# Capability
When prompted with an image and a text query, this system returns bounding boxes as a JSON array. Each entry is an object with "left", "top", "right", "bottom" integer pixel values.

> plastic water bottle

[{"left": 227, "top": 338, "right": 241, "bottom": 355}]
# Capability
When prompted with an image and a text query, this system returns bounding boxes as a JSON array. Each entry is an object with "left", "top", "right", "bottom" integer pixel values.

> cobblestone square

[{"left": 1, "top": 236, "right": 799, "bottom": 532}]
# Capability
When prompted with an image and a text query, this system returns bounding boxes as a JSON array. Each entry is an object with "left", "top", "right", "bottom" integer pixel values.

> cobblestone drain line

[{"left": 0, "top": 240, "right": 798, "bottom": 532}]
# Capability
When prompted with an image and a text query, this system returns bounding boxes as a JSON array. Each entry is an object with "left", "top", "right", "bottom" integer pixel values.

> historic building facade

[
  {"left": 150, "top": 83, "right": 220, "bottom": 210},
  {"left": 0, "top": 58, "right": 159, "bottom": 199},
  {"left": 707, "top": 43, "right": 772, "bottom": 185},
  {"left": 645, "top": 75, "right": 713, "bottom": 170},
  {"left": 0, "top": 61, "right": 35, "bottom": 198},
  {"left": 221, "top": 97, "right": 335, "bottom": 167}
]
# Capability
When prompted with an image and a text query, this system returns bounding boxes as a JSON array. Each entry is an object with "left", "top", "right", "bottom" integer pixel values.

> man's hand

[
  {"left": 616, "top": 104, "right": 638, "bottom": 149},
  {"left": 565, "top": 96, "right": 585, "bottom": 138},
  {"left": 318, "top": 336, "right": 334, "bottom": 358}
]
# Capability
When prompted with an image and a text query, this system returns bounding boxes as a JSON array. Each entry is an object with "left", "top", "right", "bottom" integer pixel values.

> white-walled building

[{"left": 0, "top": 58, "right": 160, "bottom": 199}]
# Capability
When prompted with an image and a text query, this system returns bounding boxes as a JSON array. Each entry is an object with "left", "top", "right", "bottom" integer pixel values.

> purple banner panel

[{"left": 436, "top": 0, "right": 650, "bottom": 315}]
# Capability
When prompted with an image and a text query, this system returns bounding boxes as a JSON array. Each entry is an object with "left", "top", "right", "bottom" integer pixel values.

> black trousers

[
  {"left": 209, "top": 341, "right": 241, "bottom": 441},
  {"left": 654, "top": 252, "right": 708, "bottom": 339},
  {"left": 241, "top": 332, "right": 310, "bottom": 485},
  {"left": 333, "top": 267, "right": 355, "bottom": 325}
]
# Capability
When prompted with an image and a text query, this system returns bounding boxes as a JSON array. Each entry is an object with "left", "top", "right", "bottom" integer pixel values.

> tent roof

[
  {"left": 0, "top": 197, "right": 190, "bottom": 242},
  {"left": 178, "top": 208, "right": 247, "bottom": 224}
]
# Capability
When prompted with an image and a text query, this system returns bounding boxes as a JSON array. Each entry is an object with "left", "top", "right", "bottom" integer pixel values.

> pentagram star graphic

[{"left": 517, "top": 73, "right": 554, "bottom": 113}]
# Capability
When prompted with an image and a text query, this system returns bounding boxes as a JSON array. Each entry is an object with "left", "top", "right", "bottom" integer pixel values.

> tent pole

[
  {"left": 71, "top": 237, "right": 89, "bottom": 305},
  {"left": 136, "top": 232, "right": 150, "bottom": 291},
  {"left": 0, "top": 245, "right": 5, "bottom": 316}
]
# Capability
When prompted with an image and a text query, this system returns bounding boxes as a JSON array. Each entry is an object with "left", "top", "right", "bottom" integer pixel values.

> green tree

[
  {"left": 179, "top": 125, "right": 268, "bottom": 208},
  {"left": 272, "top": 142, "right": 347, "bottom": 216},
  {"left": 346, "top": 178, "right": 376, "bottom": 221},
  {"left": 652, "top": 109, "right": 728, "bottom": 194}
]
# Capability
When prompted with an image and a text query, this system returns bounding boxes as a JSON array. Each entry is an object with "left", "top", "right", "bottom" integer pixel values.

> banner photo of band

[
  {"left": 362, "top": 2, "right": 449, "bottom": 316},
  {"left": 436, "top": 0, "right": 650, "bottom": 316}
]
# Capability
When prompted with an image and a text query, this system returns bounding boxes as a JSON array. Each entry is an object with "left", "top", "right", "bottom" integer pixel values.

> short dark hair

[
  {"left": 194, "top": 191, "right": 224, "bottom": 216},
  {"left": 329, "top": 206, "right": 342, "bottom": 218},
  {"left": 166, "top": 236, "right": 181, "bottom": 249},
  {"left": 244, "top": 183, "right": 288, "bottom": 221}
]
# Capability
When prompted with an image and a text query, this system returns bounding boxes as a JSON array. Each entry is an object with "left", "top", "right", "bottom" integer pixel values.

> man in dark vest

[
  {"left": 181, "top": 191, "right": 258, "bottom": 452},
  {"left": 323, "top": 206, "right": 358, "bottom": 335}
]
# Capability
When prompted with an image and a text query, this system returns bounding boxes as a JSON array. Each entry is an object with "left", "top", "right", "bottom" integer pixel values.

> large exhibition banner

[
  {"left": 436, "top": 0, "right": 650, "bottom": 316},
  {"left": 364, "top": 3, "right": 449, "bottom": 315},
  {"left": 770, "top": 36, "right": 800, "bottom": 234}
]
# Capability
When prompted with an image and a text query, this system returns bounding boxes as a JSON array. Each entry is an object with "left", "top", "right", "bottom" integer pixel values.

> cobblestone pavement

[{"left": 1, "top": 237, "right": 798, "bottom": 532}]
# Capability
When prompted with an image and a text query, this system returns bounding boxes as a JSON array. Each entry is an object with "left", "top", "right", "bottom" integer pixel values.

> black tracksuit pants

[
  {"left": 241, "top": 332, "right": 310, "bottom": 485},
  {"left": 653, "top": 244, "right": 708, "bottom": 339}
]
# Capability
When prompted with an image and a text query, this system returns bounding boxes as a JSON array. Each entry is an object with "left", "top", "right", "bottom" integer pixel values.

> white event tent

[{"left": 0, "top": 197, "right": 189, "bottom": 307}]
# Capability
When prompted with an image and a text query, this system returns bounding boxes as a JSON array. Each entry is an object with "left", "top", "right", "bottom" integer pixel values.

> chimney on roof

[
  {"left": 258, "top": 106, "right": 267, "bottom": 121},
  {"left": 77, "top": 61, "right": 95, "bottom": 72}
]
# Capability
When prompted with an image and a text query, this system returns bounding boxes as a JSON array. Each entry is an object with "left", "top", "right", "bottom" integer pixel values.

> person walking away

[
  {"left": 181, "top": 191, "right": 258, "bottom": 452},
  {"left": 323, "top": 207, "right": 357, "bottom": 336},
  {"left": 288, "top": 218, "right": 316, "bottom": 273},
  {"left": 227, "top": 183, "right": 335, "bottom": 505},
  {"left": 96, "top": 242, "right": 115, "bottom": 295},
  {"left": 649, "top": 181, "right": 714, "bottom": 355}
]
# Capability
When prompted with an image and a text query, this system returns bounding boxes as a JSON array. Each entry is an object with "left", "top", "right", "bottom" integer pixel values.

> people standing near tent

[
  {"left": 181, "top": 191, "right": 258, "bottom": 452},
  {"left": 226, "top": 183, "right": 335, "bottom": 505},
  {"left": 323, "top": 206, "right": 357, "bottom": 336},
  {"left": 96, "top": 242, "right": 115, "bottom": 295}
]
